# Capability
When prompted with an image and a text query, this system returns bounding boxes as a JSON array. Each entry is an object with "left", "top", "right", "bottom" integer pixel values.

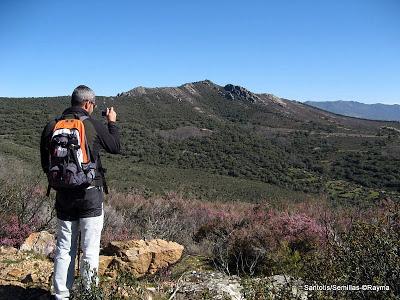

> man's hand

[{"left": 106, "top": 107, "right": 117, "bottom": 123}]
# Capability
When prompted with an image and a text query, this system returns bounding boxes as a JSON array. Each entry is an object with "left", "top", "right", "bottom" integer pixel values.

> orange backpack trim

[{"left": 53, "top": 119, "right": 90, "bottom": 163}]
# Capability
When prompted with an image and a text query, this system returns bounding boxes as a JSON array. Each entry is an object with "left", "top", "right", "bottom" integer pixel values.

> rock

[
  {"left": 175, "top": 272, "right": 307, "bottom": 300},
  {"left": 7, "top": 268, "right": 27, "bottom": 280},
  {"left": 248, "top": 274, "right": 308, "bottom": 300},
  {"left": 222, "top": 84, "right": 261, "bottom": 103},
  {"left": 0, "top": 247, "right": 53, "bottom": 287},
  {"left": 0, "top": 246, "right": 18, "bottom": 255},
  {"left": 103, "top": 239, "right": 184, "bottom": 278},
  {"left": 5, "top": 266, "right": 51, "bottom": 285},
  {"left": 147, "top": 239, "right": 183, "bottom": 274},
  {"left": 176, "top": 271, "right": 243, "bottom": 300},
  {"left": 271, "top": 274, "right": 307, "bottom": 299},
  {"left": 20, "top": 231, "right": 55, "bottom": 257},
  {"left": 98, "top": 255, "right": 114, "bottom": 276},
  {"left": 225, "top": 92, "right": 235, "bottom": 100}
]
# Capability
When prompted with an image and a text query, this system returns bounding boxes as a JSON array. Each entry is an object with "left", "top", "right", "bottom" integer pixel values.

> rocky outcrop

[
  {"left": 250, "top": 275, "right": 307, "bottom": 300},
  {"left": 19, "top": 231, "right": 56, "bottom": 257},
  {"left": 102, "top": 239, "right": 184, "bottom": 278},
  {"left": 98, "top": 255, "right": 114, "bottom": 276},
  {"left": 220, "top": 84, "right": 261, "bottom": 103},
  {"left": 0, "top": 238, "right": 184, "bottom": 298},
  {"left": 259, "top": 93, "right": 287, "bottom": 107},
  {"left": 0, "top": 246, "right": 53, "bottom": 287},
  {"left": 174, "top": 272, "right": 308, "bottom": 300},
  {"left": 176, "top": 271, "right": 244, "bottom": 300},
  {"left": 0, "top": 241, "right": 308, "bottom": 300}
]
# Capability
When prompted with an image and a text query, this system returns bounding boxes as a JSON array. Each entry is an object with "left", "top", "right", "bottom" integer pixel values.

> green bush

[{"left": 303, "top": 202, "right": 400, "bottom": 299}]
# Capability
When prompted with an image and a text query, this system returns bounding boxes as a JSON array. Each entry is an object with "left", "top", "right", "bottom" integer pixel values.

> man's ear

[{"left": 82, "top": 102, "right": 90, "bottom": 111}]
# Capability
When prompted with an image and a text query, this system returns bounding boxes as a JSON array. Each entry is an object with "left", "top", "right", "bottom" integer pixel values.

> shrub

[
  {"left": 0, "top": 214, "right": 34, "bottom": 247},
  {"left": 101, "top": 204, "right": 138, "bottom": 247},
  {"left": 0, "top": 166, "right": 55, "bottom": 247},
  {"left": 193, "top": 202, "right": 327, "bottom": 277},
  {"left": 267, "top": 211, "right": 326, "bottom": 253},
  {"left": 195, "top": 218, "right": 268, "bottom": 276},
  {"left": 303, "top": 200, "right": 400, "bottom": 300}
]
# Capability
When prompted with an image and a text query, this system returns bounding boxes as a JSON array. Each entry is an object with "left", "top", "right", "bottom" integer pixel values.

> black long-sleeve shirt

[{"left": 40, "top": 106, "right": 121, "bottom": 220}]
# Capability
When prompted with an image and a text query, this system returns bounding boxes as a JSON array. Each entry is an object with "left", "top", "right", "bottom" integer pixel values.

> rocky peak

[
  {"left": 190, "top": 79, "right": 216, "bottom": 86},
  {"left": 220, "top": 84, "right": 261, "bottom": 103},
  {"left": 117, "top": 86, "right": 148, "bottom": 97}
]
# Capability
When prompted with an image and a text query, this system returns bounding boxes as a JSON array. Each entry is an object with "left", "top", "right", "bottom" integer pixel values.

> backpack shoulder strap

[
  {"left": 80, "top": 116, "right": 96, "bottom": 162},
  {"left": 80, "top": 117, "right": 108, "bottom": 193},
  {"left": 80, "top": 116, "right": 96, "bottom": 141},
  {"left": 79, "top": 116, "right": 89, "bottom": 121},
  {"left": 54, "top": 115, "right": 64, "bottom": 123}
]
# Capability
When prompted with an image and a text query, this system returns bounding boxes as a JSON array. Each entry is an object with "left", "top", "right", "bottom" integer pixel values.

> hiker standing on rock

[{"left": 40, "top": 85, "right": 120, "bottom": 299}]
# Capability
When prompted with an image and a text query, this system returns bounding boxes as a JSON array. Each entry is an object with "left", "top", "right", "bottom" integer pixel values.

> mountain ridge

[
  {"left": 118, "top": 79, "right": 399, "bottom": 124},
  {"left": 305, "top": 100, "right": 400, "bottom": 122},
  {"left": 114, "top": 80, "right": 400, "bottom": 134}
]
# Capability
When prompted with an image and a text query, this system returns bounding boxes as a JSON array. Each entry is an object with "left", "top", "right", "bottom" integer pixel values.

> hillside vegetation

[{"left": 0, "top": 80, "right": 399, "bottom": 205}]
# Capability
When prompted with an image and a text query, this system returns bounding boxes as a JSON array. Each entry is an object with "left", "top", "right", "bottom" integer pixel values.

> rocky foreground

[{"left": 0, "top": 231, "right": 306, "bottom": 300}]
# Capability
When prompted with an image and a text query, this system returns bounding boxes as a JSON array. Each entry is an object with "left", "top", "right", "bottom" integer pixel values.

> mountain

[
  {"left": 305, "top": 100, "right": 400, "bottom": 121},
  {"left": 1, "top": 80, "right": 399, "bottom": 205},
  {"left": 117, "top": 80, "right": 399, "bottom": 134}
]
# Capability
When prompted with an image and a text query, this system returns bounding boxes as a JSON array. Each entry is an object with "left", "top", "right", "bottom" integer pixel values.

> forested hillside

[{"left": 1, "top": 80, "right": 399, "bottom": 205}]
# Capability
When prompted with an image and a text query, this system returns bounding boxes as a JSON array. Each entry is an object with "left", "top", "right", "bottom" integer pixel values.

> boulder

[
  {"left": 176, "top": 271, "right": 244, "bottom": 300},
  {"left": 103, "top": 239, "right": 184, "bottom": 278},
  {"left": 20, "top": 231, "right": 55, "bottom": 257},
  {"left": 98, "top": 255, "right": 114, "bottom": 276}
]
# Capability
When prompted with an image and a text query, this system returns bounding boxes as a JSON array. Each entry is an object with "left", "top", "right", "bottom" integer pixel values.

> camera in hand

[{"left": 101, "top": 109, "right": 107, "bottom": 117}]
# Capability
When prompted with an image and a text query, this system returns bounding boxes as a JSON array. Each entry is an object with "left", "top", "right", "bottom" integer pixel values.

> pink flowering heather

[
  {"left": 0, "top": 215, "right": 35, "bottom": 248},
  {"left": 267, "top": 211, "right": 326, "bottom": 252}
]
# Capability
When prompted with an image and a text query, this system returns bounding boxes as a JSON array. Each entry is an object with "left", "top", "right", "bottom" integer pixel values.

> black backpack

[{"left": 46, "top": 115, "right": 96, "bottom": 194}]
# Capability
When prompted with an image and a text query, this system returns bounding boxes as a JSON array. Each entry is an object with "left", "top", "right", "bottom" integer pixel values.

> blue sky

[{"left": 0, "top": 0, "right": 399, "bottom": 104}]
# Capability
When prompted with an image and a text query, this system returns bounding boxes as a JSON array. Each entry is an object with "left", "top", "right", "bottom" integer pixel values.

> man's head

[{"left": 71, "top": 85, "right": 96, "bottom": 114}]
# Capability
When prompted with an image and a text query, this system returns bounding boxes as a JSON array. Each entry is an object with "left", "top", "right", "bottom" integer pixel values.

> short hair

[{"left": 71, "top": 85, "right": 95, "bottom": 106}]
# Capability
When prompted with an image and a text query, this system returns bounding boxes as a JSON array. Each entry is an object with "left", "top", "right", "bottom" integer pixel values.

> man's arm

[{"left": 89, "top": 119, "right": 121, "bottom": 154}]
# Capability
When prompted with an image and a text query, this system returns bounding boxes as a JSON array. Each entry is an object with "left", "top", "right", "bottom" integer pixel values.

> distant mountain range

[{"left": 305, "top": 100, "right": 400, "bottom": 121}]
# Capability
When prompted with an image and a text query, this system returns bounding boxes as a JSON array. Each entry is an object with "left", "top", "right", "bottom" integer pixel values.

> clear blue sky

[{"left": 0, "top": 0, "right": 399, "bottom": 104}]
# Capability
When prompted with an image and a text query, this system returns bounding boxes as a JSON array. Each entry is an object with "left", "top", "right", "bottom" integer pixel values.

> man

[{"left": 40, "top": 85, "right": 120, "bottom": 299}]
